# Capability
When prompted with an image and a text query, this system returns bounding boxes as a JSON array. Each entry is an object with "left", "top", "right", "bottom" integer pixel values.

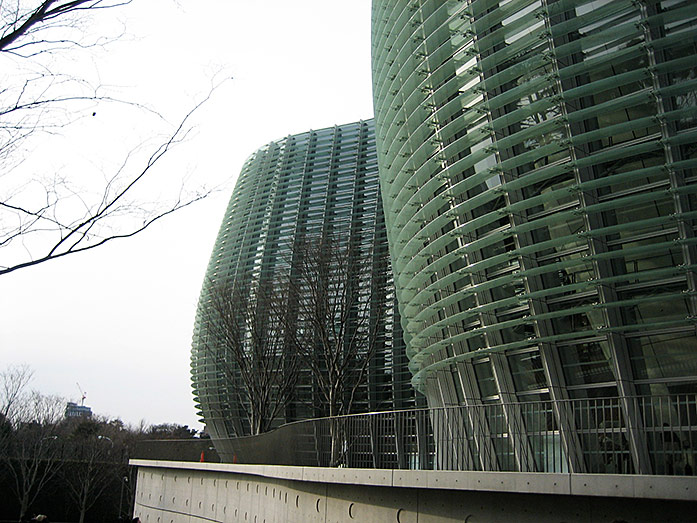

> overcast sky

[{"left": 0, "top": 0, "right": 373, "bottom": 431}]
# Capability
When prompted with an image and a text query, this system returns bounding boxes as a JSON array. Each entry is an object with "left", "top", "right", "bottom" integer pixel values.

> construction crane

[{"left": 76, "top": 382, "right": 87, "bottom": 406}]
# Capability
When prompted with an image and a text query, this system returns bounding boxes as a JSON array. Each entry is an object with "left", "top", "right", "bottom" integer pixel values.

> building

[
  {"left": 64, "top": 401, "right": 92, "bottom": 419},
  {"left": 371, "top": 0, "right": 697, "bottom": 473},
  {"left": 132, "top": 4, "right": 697, "bottom": 521},
  {"left": 191, "top": 120, "right": 418, "bottom": 444}
]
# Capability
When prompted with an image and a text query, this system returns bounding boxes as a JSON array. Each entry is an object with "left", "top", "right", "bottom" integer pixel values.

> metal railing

[
  {"left": 132, "top": 438, "right": 219, "bottom": 463},
  {"left": 136, "top": 395, "right": 697, "bottom": 475}
]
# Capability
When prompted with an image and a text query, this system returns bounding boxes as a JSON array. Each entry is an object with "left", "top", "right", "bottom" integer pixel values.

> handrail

[{"left": 136, "top": 395, "right": 697, "bottom": 476}]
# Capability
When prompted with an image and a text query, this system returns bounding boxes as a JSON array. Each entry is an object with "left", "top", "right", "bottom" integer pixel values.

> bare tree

[
  {"left": 0, "top": 1, "right": 221, "bottom": 276},
  {"left": 61, "top": 418, "right": 124, "bottom": 523},
  {"left": 0, "top": 368, "right": 192, "bottom": 519},
  {"left": 146, "top": 423, "right": 198, "bottom": 439},
  {"left": 286, "top": 236, "right": 381, "bottom": 419},
  {"left": 281, "top": 236, "right": 383, "bottom": 466},
  {"left": 201, "top": 277, "right": 301, "bottom": 435},
  {"left": 1, "top": 390, "right": 66, "bottom": 521},
  {"left": 0, "top": 364, "right": 33, "bottom": 420}
]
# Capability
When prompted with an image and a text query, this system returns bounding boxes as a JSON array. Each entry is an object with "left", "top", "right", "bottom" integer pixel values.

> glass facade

[
  {"left": 372, "top": 0, "right": 697, "bottom": 473},
  {"left": 191, "top": 120, "right": 418, "bottom": 441}
]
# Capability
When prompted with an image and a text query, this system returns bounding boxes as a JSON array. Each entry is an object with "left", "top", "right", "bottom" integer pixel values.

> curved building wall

[
  {"left": 191, "top": 119, "right": 417, "bottom": 443},
  {"left": 372, "top": 0, "right": 697, "bottom": 472}
]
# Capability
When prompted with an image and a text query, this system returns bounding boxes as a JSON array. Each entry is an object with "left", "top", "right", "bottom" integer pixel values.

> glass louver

[
  {"left": 191, "top": 120, "right": 420, "bottom": 442},
  {"left": 371, "top": 0, "right": 697, "bottom": 473}
]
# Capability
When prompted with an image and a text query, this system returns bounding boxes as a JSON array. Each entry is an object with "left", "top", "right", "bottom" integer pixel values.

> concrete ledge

[
  {"left": 304, "top": 466, "right": 393, "bottom": 486},
  {"left": 393, "top": 470, "right": 572, "bottom": 496},
  {"left": 570, "top": 473, "right": 696, "bottom": 501},
  {"left": 129, "top": 459, "right": 697, "bottom": 501}
]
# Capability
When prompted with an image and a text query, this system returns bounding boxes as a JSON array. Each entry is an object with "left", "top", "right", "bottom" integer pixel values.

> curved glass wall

[
  {"left": 191, "top": 120, "right": 418, "bottom": 443},
  {"left": 372, "top": 0, "right": 697, "bottom": 473}
]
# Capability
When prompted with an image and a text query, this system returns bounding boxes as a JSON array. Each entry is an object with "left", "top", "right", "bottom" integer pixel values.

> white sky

[{"left": 0, "top": 0, "right": 373, "bottom": 431}]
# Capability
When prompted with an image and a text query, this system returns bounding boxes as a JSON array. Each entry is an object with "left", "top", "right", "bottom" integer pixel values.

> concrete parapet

[{"left": 130, "top": 460, "right": 697, "bottom": 522}]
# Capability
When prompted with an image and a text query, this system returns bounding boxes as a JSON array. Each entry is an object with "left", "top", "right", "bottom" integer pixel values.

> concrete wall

[{"left": 131, "top": 460, "right": 697, "bottom": 523}]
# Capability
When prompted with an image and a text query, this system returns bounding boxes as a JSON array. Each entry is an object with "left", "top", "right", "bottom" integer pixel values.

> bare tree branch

[
  {"left": 0, "top": 1, "right": 131, "bottom": 52},
  {"left": 0, "top": 1, "right": 228, "bottom": 276}
]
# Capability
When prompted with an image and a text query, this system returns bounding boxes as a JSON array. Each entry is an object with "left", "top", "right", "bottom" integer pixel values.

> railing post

[
  {"left": 554, "top": 399, "right": 585, "bottom": 473},
  {"left": 394, "top": 411, "right": 406, "bottom": 469},
  {"left": 468, "top": 402, "right": 499, "bottom": 471},
  {"left": 622, "top": 395, "right": 653, "bottom": 475},
  {"left": 369, "top": 414, "right": 379, "bottom": 468},
  {"left": 417, "top": 408, "right": 431, "bottom": 470}
]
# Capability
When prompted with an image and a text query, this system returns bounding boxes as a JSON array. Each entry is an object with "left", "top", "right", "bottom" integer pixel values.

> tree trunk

[
  {"left": 329, "top": 398, "right": 343, "bottom": 467},
  {"left": 330, "top": 417, "right": 340, "bottom": 467},
  {"left": 78, "top": 476, "right": 89, "bottom": 523},
  {"left": 19, "top": 491, "right": 29, "bottom": 521}
]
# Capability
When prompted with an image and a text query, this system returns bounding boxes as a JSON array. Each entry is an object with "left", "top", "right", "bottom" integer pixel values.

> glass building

[
  {"left": 371, "top": 0, "right": 697, "bottom": 473},
  {"left": 191, "top": 120, "right": 417, "bottom": 441}
]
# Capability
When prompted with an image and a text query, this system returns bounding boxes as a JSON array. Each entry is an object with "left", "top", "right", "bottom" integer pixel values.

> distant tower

[{"left": 65, "top": 401, "right": 92, "bottom": 419}]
